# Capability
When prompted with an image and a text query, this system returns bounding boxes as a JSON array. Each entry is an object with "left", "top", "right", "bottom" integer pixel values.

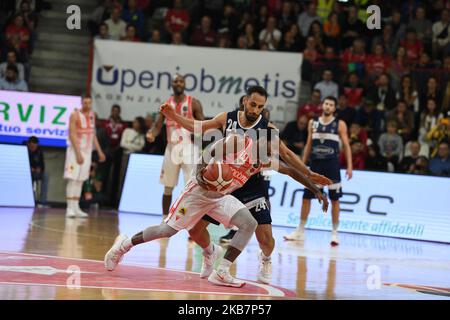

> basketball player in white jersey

[
  {"left": 104, "top": 132, "right": 328, "bottom": 287},
  {"left": 64, "top": 95, "right": 105, "bottom": 218},
  {"left": 146, "top": 74, "right": 205, "bottom": 218}
]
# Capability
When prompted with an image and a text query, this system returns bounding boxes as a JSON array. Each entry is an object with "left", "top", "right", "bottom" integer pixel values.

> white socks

[
  {"left": 332, "top": 223, "right": 339, "bottom": 233},
  {"left": 203, "top": 242, "right": 214, "bottom": 255},
  {"left": 66, "top": 179, "right": 84, "bottom": 211},
  {"left": 260, "top": 251, "right": 271, "bottom": 261},
  {"left": 218, "top": 258, "right": 232, "bottom": 272},
  {"left": 299, "top": 220, "right": 306, "bottom": 232}
]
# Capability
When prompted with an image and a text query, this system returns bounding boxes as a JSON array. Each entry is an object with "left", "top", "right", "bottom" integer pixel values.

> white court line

[{"left": 0, "top": 251, "right": 290, "bottom": 298}]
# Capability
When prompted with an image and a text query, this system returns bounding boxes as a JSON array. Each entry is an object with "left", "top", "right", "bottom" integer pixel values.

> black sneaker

[{"left": 220, "top": 229, "right": 237, "bottom": 243}]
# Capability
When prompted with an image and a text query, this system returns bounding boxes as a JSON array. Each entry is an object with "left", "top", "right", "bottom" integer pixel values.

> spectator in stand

[
  {"left": 103, "top": 104, "right": 127, "bottom": 207},
  {"left": 297, "top": 2, "right": 320, "bottom": 38},
  {"left": 303, "top": 36, "right": 321, "bottom": 62},
  {"left": 164, "top": 0, "right": 190, "bottom": 41},
  {"left": 400, "top": 28, "right": 424, "bottom": 67},
  {"left": 316, "top": 0, "right": 334, "bottom": 22},
  {"left": 217, "top": 33, "right": 231, "bottom": 48},
  {"left": 340, "top": 139, "right": 366, "bottom": 170},
  {"left": 314, "top": 69, "right": 338, "bottom": 100},
  {"left": 365, "top": 143, "right": 388, "bottom": 172},
  {"left": 121, "top": 0, "right": 145, "bottom": 37},
  {"left": 297, "top": 89, "right": 322, "bottom": 120},
  {"left": 241, "top": 22, "right": 258, "bottom": 50},
  {"left": 258, "top": 16, "right": 282, "bottom": 51},
  {"left": 190, "top": 16, "right": 217, "bottom": 47},
  {"left": 428, "top": 140, "right": 450, "bottom": 176},
  {"left": 120, "top": 24, "right": 140, "bottom": 42},
  {"left": 279, "top": 29, "right": 299, "bottom": 52},
  {"left": 171, "top": 31, "right": 185, "bottom": 45},
  {"left": 342, "top": 72, "right": 364, "bottom": 109},
  {"left": 5, "top": 15, "right": 30, "bottom": 51},
  {"left": 341, "top": 5, "right": 365, "bottom": 49},
  {"left": 386, "top": 100, "right": 415, "bottom": 142},
  {"left": 236, "top": 34, "right": 248, "bottom": 49},
  {"left": 390, "top": 46, "right": 411, "bottom": 92},
  {"left": 320, "top": 46, "right": 340, "bottom": 78},
  {"left": 0, "top": 64, "right": 28, "bottom": 91},
  {"left": 255, "top": 4, "right": 269, "bottom": 34},
  {"left": 27, "top": 136, "right": 48, "bottom": 206},
  {"left": 441, "top": 81, "right": 450, "bottom": 117},
  {"left": 396, "top": 74, "right": 419, "bottom": 114},
  {"left": 408, "top": 156, "right": 430, "bottom": 175},
  {"left": 349, "top": 122, "right": 368, "bottom": 146},
  {"left": 416, "top": 52, "right": 438, "bottom": 69},
  {"left": 288, "top": 23, "right": 305, "bottom": 51},
  {"left": 408, "top": 6, "right": 433, "bottom": 52},
  {"left": 419, "top": 98, "right": 443, "bottom": 146},
  {"left": 277, "top": 1, "right": 295, "bottom": 32},
  {"left": 389, "top": 8, "right": 407, "bottom": 43},
  {"left": 308, "top": 20, "right": 326, "bottom": 54},
  {"left": 373, "top": 23, "right": 398, "bottom": 57},
  {"left": 104, "top": 6, "right": 127, "bottom": 41},
  {"left": 88, "top": 0, "right": 115, "bottom": 36},
  {"left": 378, "top": 120, "right": 404, "bottom": 171},
  {"left": 118, "top": 116, "right": 146, "bottom": 198},
  {"left": 0, "top": 50, "right": 25, "bottom": 81},
  {"left": 341, "top": 38, "right": 366, "bottom": 78},
  {"left": 280, "top": 115, "right": 308, "bottom": 156},
  {"left": 426, "top": 117, "right": 450, "bottom": 158},
  {"left": 355, "top": 100, "right": 384, "bottom": 140},
  {"left": 336, "top": 94, "right": 356, "bottom": 127},
  {"left": 95, "top": 23, "right": 112, "bottom": 40},
  {"left": 19, "top": 0, "right": 38, "bottom": 53},
  {"left": 366, "top": 43, "right": 392, "bottom": 82},
  {"left": 323, "top": 12, "right": 341, "bottom": 52},
  {"left": 217, "top": 4, "right": 238, "bottom": 42},
  {"left": 236, "top": 11, "right": 252, "bottom": 36},
  {"left": 398, "top": 140, "right": 422, "bottom": 173},
  {"left": 367, "top": 73, "right": 397, "bottom": 112},
  {"left": 432, "top": 9, "right": 450, "bottom": 61},
  {"left": 149, "top": 29, "right": 161, "bottom": 43}
]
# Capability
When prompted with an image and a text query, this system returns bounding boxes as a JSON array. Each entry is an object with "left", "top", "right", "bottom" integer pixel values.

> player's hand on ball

[
  {"left": 146, "top": 130, "right": 155, "bottom": 143},
  {"left": 98, "top": 151, "right": 106, "bottom": 163},
  {"left": 315, "top": 191, "right": 329, "bottom": 213},
  {"left": 196, "top": 168, "right": 210, "bottom": 190},
  {"left": 310, "top": 172, "right": 332, "bottom": 186},
  {"left": 160, "top": 103, "right": 175, "bottom": 119},
  {"left": 76, "top": 153, "right": 84, "bottom": 165}
]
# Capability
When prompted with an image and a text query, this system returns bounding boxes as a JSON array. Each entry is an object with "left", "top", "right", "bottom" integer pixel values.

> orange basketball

[{"left": 203, "top": 161, "right": 233, "bottom": 192}]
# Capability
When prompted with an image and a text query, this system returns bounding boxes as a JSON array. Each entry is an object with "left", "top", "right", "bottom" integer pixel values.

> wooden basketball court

[{"left": 0, "top": 207, "right": 449, "bottom": 300}]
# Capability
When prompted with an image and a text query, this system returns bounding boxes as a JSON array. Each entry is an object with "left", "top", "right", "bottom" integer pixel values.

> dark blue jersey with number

[
  {"left": 224, "top": 110, "right": 270, "bottom": 200},
  {"left": 310, "top": 117, "right": 340, "bottom": 160}
]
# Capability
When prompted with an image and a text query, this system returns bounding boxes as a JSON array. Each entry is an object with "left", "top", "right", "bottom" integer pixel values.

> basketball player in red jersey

[
  {"left": 64, "top": 95, "right": 105, "bottom": 218},
  {"left": 104, "top": 133, "right": 328, "bottom": 288},
  {"left": 146, "top": 74, "right": 205, "bottom": 218},
  {"left": 156, "top": 86, "right": 332, "bottom": 284}
]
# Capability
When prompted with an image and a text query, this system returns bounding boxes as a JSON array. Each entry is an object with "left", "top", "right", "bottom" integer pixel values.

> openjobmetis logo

[{"left": 97, "top": 65, "right": 118, "bottom": 85}]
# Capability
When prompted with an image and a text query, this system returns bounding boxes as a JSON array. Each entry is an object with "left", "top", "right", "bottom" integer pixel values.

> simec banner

[
  {"left": 0, "top": 90, "right": 80, "bottom": 147},
  {"left": 91, "top": 39, "right": 302, "bottom": 123},
  {"left": 120, "top": 154, "right": 450, "bottom": 243}
]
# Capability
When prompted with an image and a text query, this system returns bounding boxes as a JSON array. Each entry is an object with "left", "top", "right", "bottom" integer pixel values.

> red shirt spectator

[
  {"left": 366, "top": 44, "right": 391, "bottom": 76},
  {"left": 303, "top": 36, "right": 321, "bottom": 64},
  {"left": 191, "top": 16, "right": 217, "bottom": 47},
  {"left": 400, "top": 29, "right": 423, "bottom": 66},
  {"left": 340, "top": 140, "right": 366, "bottom": 170},
  {"left": 6, "top": 15, "right": 30, "bottom": 49},
  {"left": 103, "top": 105, "right": 128, "bottom": 149},
  {"left": 342, "top": 72, "right": 364, "bottom": 108},
  {"left": 341, "top": 39, "right": 366, "bottom": 73},
  {"left": 164, "top": 0, "right": 190, "bottom": 34}
]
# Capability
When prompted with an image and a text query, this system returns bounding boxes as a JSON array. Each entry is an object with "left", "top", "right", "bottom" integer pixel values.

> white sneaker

[
  {"left": 257, "top": 251, "right": 272, "bottom": 284},
  {"left": 66, "top": 209, "right": 77, "bottom": 218},
  {"left": 200, "top": 244, "right": 223, "bottom": 278},
  {"left": 331, "top": 232, "right": 339, "bottom": 246},
  {"left": 104, "top": 235, "right": 130, "bottom": 271},
  {"left": 75, "top": 207, "right": 89, "bottom": 218},
  {"left": 283, "top": 228, "right": 304, "bottom": 241},
  {"left": 208, "top": 268, "right": 245, "bottom": 288}
]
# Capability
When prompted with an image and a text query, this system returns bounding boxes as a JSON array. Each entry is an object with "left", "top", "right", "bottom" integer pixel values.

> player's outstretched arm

[
  {"left": 273, "top": 161, "right": 329, "bottom": 213},
  {"left": 269, "top": 123, "right": 332, "bottom": 186},
  {"left": 147, "top": 113, "right": 164, "bottom": 143},
  {"left": 160, "top": 103, "right": 226, "bottom": 133}
]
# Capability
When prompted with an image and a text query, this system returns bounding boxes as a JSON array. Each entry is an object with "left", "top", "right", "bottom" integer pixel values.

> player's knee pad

[{"left": 163, "top": 187, "right": 174, "bottom": 196}]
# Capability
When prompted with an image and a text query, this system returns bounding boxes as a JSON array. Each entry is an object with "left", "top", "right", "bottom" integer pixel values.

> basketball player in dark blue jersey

[
  {"left": 161, "top": 86, "right": 332, "bottom": 284},
  {"left": 284, "top": 96, "right": 352, "bottom": 246}
]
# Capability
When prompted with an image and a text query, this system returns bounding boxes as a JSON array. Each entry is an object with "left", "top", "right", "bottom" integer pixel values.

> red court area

[{"left": 0, "top": 252, "right": 296, "bottom": 298}]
